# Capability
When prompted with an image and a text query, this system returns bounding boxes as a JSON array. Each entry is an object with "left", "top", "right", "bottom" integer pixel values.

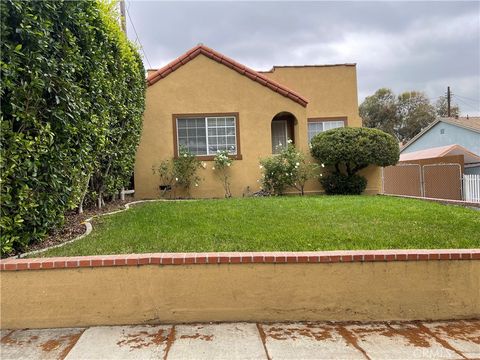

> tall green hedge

[{"left": 0, "top": 0, "right": 146, "bottom": 256}]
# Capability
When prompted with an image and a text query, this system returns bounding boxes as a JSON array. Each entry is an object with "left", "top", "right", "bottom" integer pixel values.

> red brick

[
  {"left": 364, "top": 255, "right": 375, "bottom": 262},
  {"left": 0, "top": 263, "right": 5, "bottom": 271},
  {"left": 353, "top": 255, "right": 364, "bottom": 262},
  {"left": 374, "top": 255, "right": 385, "bottom": 261},
  {"left": 41, "top": 261, "right": 54, "bottom": 269},
  {"left": 160, "top": 256, "right": 173, "bottom": 265},
  {"left": 103, "top": 259, "right": 115, "bottom": 266},
  {"left": 91, "top": 259, "right": 103, "bottom": 267},
  {"left": 329, "top": 256, "right": 341, "bottom": 263},
  {"left": 439, "top": 254, "right": 450, "bottom": 260},
  {"left": 15, "top": 263, "right": 28, "bottom": 270},
  {"left": 460, "top": 253, "right": 471, "bottom": 260},
  {"left": 172, "top": 257, "right": 183, "bottom": 265},
  {"left": 418, "top": 254, "right": 429, "bottom": 261},
  {"left": 308, "top": 256, "right": 319, "bottom": 263},
  {"left": 407, "top": 254, "right": 418, "bottom": 261},
  {"left": 5, "top": 263, "right": 16, "bottom": 271},
  {"left": 450, "top": 253, "right": 461, "bottom": 260},
  {"left": 275, "top": 256, "right": 287, "bottom": 263},
  {"left": 253, "top": 256, "right": 264, "bottom": 263},
  {"left": 195, "top": 256, "right": 207, "bottom": 264},
  {"left": 29, "top": 262, "right": 41, "bottom": 270},
  {"left": 79, "top": 260, "right": 91, "bottom": 267},
  {"left": 207, "top": 255, "right": 219, "bottom": 264},
  {"left": 241, "top": 256, "right": 253, "bottom": 263},
  {"left": 230, "top": 256, "right": 241, "bottom": 264},
  {"left": 396, "top": 254, "right": 407, "bottom": 261},
  {"left": 66, "top": 260, "right": 79, "bottom": 268},
  {"left": 54, "top": 261, "right": 66, "bottom": 268},
  {"left": 126, "top": 258, "right": 138, "bottom": 266},
  {"left": 264, "top": 256, "right": 275, "bottom": 263},
  {"left": 286, "top": 255, "right": 298, "bottom": 263},
  {"left": 319, "top": 256, "right": 330, "bottom": 263},
  {"left": 184, "top": 256, "right": 195, "bottom": 264},
  {"left": 341, "top": 255, "right": 353, "bottom": 262},
  {"left": 471, "top": 253, "right": 480, "bottom": 260},
  {"left": 385, "top": 254, "right": 396, "bottom": 261},
  {"left": 218, "top": 256, "right": 229, "bottom": 264},
  {"left": 297, "top": 255, "right": 308, "bottom": 263},
  {"left": 138, "top": 257, "right": 150, "bottom": 265},
  {"left": 429, "top": 253, "right": 440, "bottom": 260},
  {"left": 150, "top": 257, "right": 161, "bottom": 265},
  {"left": 114, "top": 258, "right": 127, "bottom": 266}
]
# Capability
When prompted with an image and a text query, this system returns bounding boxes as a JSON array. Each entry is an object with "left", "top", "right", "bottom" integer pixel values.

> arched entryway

[{"left": 271, "top": 112, "right": 296, "bottom": 154}]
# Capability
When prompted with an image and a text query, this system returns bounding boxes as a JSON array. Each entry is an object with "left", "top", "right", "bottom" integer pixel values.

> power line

[
  {"left": 452, "top": 92, "right": 479, "bottom": 108},
  {"left": 454, "top": 93, "right": 480, "bottom": 104},
  {"left": 125, "top": 2, "right": 153, "bottom": 69},
  {"left": 455, "top": 97, "right": 480, "bottom": 111}
]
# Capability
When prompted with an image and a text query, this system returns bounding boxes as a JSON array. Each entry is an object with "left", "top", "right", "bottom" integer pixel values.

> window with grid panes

[
  {"left": 308, "top": 120, "right": 345, "bottom": 142},
  {"left": 176, "top": 116, "right": 237, "bottom": 155}
]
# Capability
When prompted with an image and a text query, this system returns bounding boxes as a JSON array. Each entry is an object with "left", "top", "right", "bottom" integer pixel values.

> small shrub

[
  {"left": 320, "top": 173, "right": 367, "bottom": 195},
  {"left": 153, "top": 147, "right": 202, "bottom": 198},
  {"left": 260, "top": 142, "right": 319, "bottom": 195},
  {"left": 213, "top": 150, "right": 233, "bottom": 198},
  {"left": 173, "top": 147, "right": 202, "bottom": 196},
  {"left": 153, "top": 160, "right": 175, "bottom": 198}
]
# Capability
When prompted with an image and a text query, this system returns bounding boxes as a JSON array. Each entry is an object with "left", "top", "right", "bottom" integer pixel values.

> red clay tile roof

[{"left": 146, "top": 45, "right": 308, "bottom": 107}]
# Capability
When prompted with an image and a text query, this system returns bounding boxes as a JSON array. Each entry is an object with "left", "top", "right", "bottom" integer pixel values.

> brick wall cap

[{"left": 1, "top": 249, "right": 478, "bottom": 271}]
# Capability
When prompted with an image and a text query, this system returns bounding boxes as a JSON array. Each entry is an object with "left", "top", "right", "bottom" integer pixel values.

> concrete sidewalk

[{"left": 1, "top": 320, "right": 479, "bottom": 359}]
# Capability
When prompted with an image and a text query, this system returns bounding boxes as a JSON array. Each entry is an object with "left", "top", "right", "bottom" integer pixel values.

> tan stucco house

[{"left": 134, "top": 44, "right": 380, "bottom": 198}]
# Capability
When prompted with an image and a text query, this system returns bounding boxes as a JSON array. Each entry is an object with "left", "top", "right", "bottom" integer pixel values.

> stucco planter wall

[{"left": 1, "top": 250, "right": 479, "bottom": 329}]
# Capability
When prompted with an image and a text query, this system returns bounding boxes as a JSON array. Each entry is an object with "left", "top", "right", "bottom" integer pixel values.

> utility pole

[
  {"left": 119, "top": 0, "right": 127, "bottom": 35},
  {"left": 447, "top": 86, "right": 451, "bottom": 117}
]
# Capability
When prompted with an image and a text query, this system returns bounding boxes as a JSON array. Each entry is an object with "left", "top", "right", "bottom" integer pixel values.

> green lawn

[{"left": 38, "top": 196, "right": 480, "bottom": 257}]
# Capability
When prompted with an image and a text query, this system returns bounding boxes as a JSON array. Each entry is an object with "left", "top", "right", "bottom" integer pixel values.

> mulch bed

[{"left": 11, "top": 200, "right": 130, "bottom": 258}]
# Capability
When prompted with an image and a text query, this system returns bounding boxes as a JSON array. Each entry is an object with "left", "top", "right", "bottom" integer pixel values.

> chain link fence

[
  {"left": 382, "top": 163, "right": 463, "bottom": 201},
  {"left": 382, "top": 164, "right": 422, "bottom": 197}
]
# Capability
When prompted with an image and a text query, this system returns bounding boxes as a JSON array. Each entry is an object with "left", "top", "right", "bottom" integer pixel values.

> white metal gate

[{"left": 463, "top": 174, "right": 480, "bottom": 203}]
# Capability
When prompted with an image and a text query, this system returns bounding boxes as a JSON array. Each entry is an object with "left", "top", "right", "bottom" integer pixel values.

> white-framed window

[
  {"left": 176, "top": 116, "right": 237, "bottom": 156},
  {"left": 308, "top": 120, "right": 345, "bottom": 142}
]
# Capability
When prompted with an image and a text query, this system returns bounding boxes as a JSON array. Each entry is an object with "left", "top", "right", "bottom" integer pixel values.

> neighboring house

[
  {"left": 134, "top": 44, "right": 380, "bottom": 198},
  {"left": 400, "top": 117, "right": 480, "bottom": 175},
  {"left": 399, "top": 144, "right": 480, "bottom": 175}
]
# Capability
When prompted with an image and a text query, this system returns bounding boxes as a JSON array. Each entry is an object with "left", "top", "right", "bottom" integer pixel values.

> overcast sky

[{"left": 126, "top": 1, "right": 480, "bottom": 116}]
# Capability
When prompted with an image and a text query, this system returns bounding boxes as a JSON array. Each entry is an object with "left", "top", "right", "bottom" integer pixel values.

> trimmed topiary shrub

[{"left": 310, "top": 127, "right": 399, "bottom": 195}]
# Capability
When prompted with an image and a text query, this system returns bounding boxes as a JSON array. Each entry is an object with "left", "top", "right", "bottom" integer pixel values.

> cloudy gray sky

[{"left": 126, "top": 1, "right": 480, "bottom": 115}]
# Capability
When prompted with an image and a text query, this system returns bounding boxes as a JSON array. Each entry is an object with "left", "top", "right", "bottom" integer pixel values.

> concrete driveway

[{"left": 1, "top": 320, "right": 479, "bottom": 359}]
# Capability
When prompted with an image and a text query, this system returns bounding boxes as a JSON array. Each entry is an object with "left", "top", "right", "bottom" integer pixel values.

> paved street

[{"left": 1, "top": 320, "right": 479, "bottom": 359}]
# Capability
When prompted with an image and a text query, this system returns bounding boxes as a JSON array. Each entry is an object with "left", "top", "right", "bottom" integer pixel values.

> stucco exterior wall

[
  {"left": 1, "top": 261, "right": 479, "bottom": 329},
  {"left": 135, "top": 55, "right": 380, "bottom": 199},
  {"left": 261, "top": 65, "right": 361, "bottom": 126},
  {"left": 402, "top": 122, "right": 480, "bottom": 155}
]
